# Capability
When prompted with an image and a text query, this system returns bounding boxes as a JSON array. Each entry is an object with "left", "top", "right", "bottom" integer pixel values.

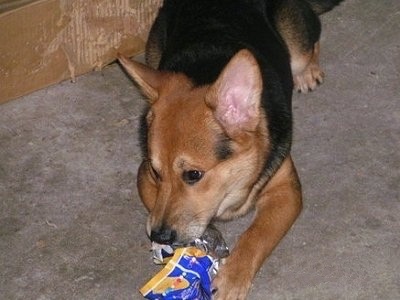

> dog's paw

[
  {"left": 294, "top": 62, "right": 324, "bottom": 93},
  {"left": 212, "top": 265, "right": 252, "bottom": 300}
]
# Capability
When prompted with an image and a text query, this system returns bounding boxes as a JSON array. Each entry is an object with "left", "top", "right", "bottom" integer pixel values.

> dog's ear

[
  {"left": 118, "top": 54, "right": 164, "bottom": 102},
  {"left": 206, "top": 49, "right": 263, "bottom": 135}
]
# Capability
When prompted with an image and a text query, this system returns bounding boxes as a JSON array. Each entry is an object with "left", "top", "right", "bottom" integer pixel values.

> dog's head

[{"left": 119, "top": 50, "right": 269, "bottom": 245}]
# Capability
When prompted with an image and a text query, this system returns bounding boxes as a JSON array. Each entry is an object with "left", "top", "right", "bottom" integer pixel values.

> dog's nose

[{"left": 150, "top": 226, "right": 177, "bottom": 245}]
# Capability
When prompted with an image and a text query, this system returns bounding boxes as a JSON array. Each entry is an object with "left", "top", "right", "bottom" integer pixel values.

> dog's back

[{"left": 157, "top": 0, "right": 290, "bottom": 83}]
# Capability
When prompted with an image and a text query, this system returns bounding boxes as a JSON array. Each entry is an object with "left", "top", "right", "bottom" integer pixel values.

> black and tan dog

[{"left": 118, "top": 0, "right": 342, "bottom": 298}]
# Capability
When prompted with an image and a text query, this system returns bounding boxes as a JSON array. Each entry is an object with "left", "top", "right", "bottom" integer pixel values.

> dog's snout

[{"left": 150, "top": 226, "right": 177, "bottom": 245}]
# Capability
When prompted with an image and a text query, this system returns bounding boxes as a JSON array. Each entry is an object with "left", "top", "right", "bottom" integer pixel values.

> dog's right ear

[{"left": 118, "top": 54, "right": 164, "bottom": 102}]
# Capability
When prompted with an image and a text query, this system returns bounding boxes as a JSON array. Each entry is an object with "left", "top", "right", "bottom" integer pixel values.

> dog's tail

[{"left": 304, "top": 0, "right": 344, "bottom": 15}]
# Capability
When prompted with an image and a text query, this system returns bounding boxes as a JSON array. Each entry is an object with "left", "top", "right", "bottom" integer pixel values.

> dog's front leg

[{"left": 213, "top": 156, "right": 302, "bottom": 300}]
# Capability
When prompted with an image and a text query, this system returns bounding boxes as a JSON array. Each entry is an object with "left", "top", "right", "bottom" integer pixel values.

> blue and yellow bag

[{"left": 140, "top": 247, "right": 218, "bottom": 300}]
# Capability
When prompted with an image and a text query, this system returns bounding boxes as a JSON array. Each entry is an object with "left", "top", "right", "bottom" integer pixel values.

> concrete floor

[{"left": 1, "top": 0, "right": 399, "bottom": 299}]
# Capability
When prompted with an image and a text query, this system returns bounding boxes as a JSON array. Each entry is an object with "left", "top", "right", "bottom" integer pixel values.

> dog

[{"left": 118, "top": 0, "right": 342, "bottom": 298}]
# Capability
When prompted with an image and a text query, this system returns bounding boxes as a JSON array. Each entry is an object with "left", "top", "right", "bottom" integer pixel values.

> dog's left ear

[
  {"left": 118, "top": 54, "right": 165, "bottom": 102},
  {"left": 206, "top": 49, "right": 263, "bottom": 135}
]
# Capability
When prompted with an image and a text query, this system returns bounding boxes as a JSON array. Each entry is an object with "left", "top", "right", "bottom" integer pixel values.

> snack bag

[
  {"left": 140, "top": 247, "right": 217, "bottom": 300},
  {"left": 140, "top": 225, "right": 229, "bottom": 299}
]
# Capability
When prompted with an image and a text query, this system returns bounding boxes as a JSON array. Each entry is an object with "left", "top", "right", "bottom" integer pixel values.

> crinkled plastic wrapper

[{"left": 140, "top": 247, "right": 217, "bottom": 300}]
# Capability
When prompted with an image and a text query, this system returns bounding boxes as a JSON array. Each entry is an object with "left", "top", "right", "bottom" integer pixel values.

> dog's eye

[{"left": 182, "top": 170, "right": 204, "bottom": 185}]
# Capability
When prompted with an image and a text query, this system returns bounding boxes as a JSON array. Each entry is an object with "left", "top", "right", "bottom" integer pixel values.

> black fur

[{"left": 215, "top": 134, "right": 233, "bottom": 161}]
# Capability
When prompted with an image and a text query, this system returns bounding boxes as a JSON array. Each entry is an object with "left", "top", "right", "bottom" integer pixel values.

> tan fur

[{"left": 212, "top": 156, "right": 302, "bottom": 299}]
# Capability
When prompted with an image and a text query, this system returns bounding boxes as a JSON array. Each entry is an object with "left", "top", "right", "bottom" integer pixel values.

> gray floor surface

[{"left": 1, "top": 0, "right": 399, "bottom": 299}]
